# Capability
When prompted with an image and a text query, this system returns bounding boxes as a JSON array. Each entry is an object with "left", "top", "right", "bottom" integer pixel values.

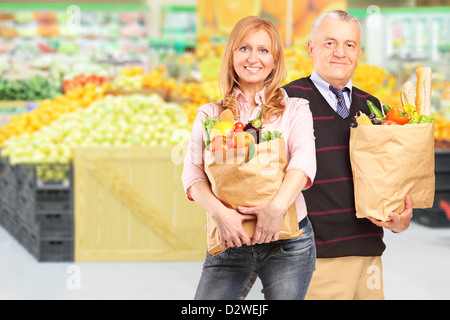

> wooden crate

[{"left": 73, "top": 147, "right": 207, "bottom": 262}]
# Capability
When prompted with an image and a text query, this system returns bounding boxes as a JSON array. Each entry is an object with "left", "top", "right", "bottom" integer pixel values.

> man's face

[{"left": 308, "top": 16, "right": 362, "bottom": 88}]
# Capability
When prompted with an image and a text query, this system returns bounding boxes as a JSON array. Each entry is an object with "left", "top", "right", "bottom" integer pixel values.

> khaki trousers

[{"left": 306, "top": 256, "right": 384, "bottom": 300}]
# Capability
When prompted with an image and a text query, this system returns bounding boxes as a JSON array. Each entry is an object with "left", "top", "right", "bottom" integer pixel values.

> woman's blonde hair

[{"left": 218, "top": 16, "right": 287, "bottom": 122}]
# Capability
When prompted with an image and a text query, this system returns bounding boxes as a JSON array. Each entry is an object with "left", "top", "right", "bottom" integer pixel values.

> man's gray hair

[{"left": 310, "top": 10, "right": 362, "bottom": 43}]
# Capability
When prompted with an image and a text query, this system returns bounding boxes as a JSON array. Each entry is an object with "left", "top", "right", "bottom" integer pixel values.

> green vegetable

[
  {"left": 408, "top": 114, "right": 435, "bottom": 124},
  {"left": 382, "top": 104, "right": 391, "bottom": 115},
  {"left": 245, "top": 107, "right": 264, "bottom": 131},
  {"left": 245, "top": 141, "right": 256, "bottom": 163},
  {"left": 201, "top": 115, "right": 219, "bottom": 148},
  {"left": 366, "top": 100, "right": 383, "bottom": 118},
  {"left": 251, "top": 107, "right": 264, "bottom": 129},
  {"left": 260, "top": 130, "right": 283, "bottom": 143},
  {"left": 0, "top": 76, "right": 61, "bottom": 101}
]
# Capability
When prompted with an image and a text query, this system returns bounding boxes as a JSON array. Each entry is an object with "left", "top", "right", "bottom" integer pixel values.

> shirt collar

[
  {"left": 311, "top": 70, "right": 352, "bottom": 94},
  {"left": 234, "top": 86, "right": 266, "bottom": 106}
]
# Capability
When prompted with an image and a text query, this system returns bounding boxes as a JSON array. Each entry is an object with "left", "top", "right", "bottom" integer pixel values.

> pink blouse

[{"left": 181, "top": 87, "right": 316, "bottom": 222}]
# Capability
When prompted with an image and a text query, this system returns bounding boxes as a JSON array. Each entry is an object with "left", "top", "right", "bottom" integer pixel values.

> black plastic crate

[
  {"left": 1, "top": 209, "right": 73, "bottom": 262},
  {"left": 0, "top": 155, "right": 5, "bottom": 175},
  {"left": 435, "top": 171, "right": 450, "bottom": 191},
  {"left": 13, "top": 221, "right": 73, "bottom": 262},
  {"left": 0, "top": 200, "right": 14, "bottom": 228},
  {"left": 412, "top": 208, "right": 450, "bottom": 228},
  {"left": 0, "top": 206, "right": 21, "bottom": 240},
  {"left": 16, "top": 197, "right": 73, "bottom": 238},
  {"left": 430, "top": 190, "right": 450, "bottom": 209},
  {"left": 13, "top": 163, "right": 73, "bottom": 238},
  {"left": 15, "top": 163, "right": 72, "bottom": 191},
  {"left": 16, "top": 187, "right": 73, "bottom": 238},
  {"left": 22, "top": 233, "right": 73, "bottom": 262},
  {"left": 17, "top": 188, "right": 72, "bottom": 221},
  {"left": 435, "top": 150, "right": 450, "bottom": 172},
  {"left": 0, "top": 158, "right": 17, "bottom": 212}
]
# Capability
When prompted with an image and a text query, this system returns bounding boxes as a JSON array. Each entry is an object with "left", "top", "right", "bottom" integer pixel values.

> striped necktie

[{"left": 329, "top": 85, "right": 349, "bottom": 118}]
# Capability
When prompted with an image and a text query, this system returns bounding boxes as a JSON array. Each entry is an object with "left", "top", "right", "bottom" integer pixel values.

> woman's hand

[
  {"left": 212, "top": 207, "right": 256, "bottom": 249},
  {"left": 238, "top": 200, "right": 286, "bottom": 245},
  {"left": 237, "top": 169, "right": 309, "bottom": 245},
  {"left": 367, "top": 195, "right": 413, "bottom": 233},
  {"left": 189, "top": 181, "right": 255, "bottom": 249}
]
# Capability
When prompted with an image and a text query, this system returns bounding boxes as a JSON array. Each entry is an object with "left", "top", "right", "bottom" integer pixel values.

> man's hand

[{"left": 367, "top": 195, "right": 413, "bottom": 233}]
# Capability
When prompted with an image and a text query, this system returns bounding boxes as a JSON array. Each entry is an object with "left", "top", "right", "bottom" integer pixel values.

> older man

[{"left": 283, "top": 10, "right": 412, "bottom": 300}]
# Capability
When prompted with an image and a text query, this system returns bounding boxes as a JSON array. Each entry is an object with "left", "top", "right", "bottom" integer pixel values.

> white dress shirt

[
  {"left": 309, "top": 70, "right": 384, "bottom": 115},
  {"left": 310, "top": 70, "right": 352, "bottom": 113}
]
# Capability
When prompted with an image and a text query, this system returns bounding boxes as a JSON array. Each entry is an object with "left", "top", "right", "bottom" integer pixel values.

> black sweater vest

[{"left": 283, "top": 77, "right": 386, "bottom": 258}]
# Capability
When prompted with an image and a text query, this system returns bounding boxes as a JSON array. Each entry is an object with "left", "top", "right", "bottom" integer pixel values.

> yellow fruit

[
  {"left": 403, "top": 104, "right": 416, "bottom": 113},
  {"left": 210, "top": 121, "right": 234, "bottom": 140}
]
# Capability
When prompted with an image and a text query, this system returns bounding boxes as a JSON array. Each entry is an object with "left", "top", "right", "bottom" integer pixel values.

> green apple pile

[{"left": 1, "top": 93, "right": 190, "bottom": 164}]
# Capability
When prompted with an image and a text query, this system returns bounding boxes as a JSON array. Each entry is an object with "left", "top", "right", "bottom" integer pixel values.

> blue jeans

[{"left": 194, "top": 219, "right": 316, "bottom": 300}]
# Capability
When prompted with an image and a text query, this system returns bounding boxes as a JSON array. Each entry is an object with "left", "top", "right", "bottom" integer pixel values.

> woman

[{"left": 182, "top": 16, "right": 316, "bottom": 300}]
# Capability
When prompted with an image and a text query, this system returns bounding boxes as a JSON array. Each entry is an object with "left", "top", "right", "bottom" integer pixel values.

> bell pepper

[{"left": 385, "top": 106, "right": 411, "bottom": 125}]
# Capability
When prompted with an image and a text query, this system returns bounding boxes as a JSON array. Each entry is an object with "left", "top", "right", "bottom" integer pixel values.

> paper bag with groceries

[
  {"left": 202, "top": 108, "right": 302, "bottom": 255},
  {"left": 350, "top": 67, "right": 435, "bottom": 221}
]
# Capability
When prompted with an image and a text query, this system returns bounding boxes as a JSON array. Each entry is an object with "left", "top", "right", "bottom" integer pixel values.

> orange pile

[{"left": 0, "top": 83, "right": 108, "bottom": 147}]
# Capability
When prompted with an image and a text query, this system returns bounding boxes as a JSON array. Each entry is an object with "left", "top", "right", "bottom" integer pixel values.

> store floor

[{"left": 1, "top": 221, "right": 449, "bottom": 300}]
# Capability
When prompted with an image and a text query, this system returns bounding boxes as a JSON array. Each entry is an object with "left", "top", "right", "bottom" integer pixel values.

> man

[{"left": 282, "top": 10, "right": 412, "bottom": 300}]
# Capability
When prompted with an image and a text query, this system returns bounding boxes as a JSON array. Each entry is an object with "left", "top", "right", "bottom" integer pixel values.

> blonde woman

[{"left": 182, "top": 16, "right": 316, "bottom": 300}]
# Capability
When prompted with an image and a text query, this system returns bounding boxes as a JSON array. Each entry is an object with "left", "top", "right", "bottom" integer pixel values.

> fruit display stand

[{"left": 73, "top": 146, "right": 207, "bottom": 262}]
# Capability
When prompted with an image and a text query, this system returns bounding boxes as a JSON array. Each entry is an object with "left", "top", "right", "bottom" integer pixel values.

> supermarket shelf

[{"left": 0, "top": 3, "right": 149, "bottom": 12}]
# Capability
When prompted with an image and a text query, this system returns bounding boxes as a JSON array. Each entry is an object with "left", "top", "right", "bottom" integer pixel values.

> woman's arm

[{"left": 189, "top": 181, "right": 255, "bottom": 249}]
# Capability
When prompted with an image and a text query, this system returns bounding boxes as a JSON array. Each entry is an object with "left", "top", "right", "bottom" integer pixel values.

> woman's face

[{"left": 233, "top": 29, "right": 275, "bottom": 91}]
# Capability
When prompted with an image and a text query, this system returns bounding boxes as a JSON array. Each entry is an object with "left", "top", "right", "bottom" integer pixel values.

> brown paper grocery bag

[
  {"left": 350, "top": 122, "right": 435, "bottom": 222},
  {"left": 204, "top": 139, "right": 303, "bottom": 255}
]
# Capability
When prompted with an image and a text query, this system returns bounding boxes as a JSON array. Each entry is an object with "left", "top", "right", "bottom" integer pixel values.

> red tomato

[
  {"left": 233, "top": 122, "right": 245, "bottom": 132},
  {"left": 381, "top": 120, "right": 398, "bottom": 125}
]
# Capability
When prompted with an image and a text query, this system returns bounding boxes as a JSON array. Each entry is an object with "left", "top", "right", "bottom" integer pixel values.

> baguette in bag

[
  {"left": 351, "top": 67, "right": 435, "bottom": 221},
  {"left": 416, "top": 67, "right": 432, "bottom": 116}
]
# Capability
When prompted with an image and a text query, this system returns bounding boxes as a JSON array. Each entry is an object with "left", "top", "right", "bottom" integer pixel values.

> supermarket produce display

[
  {"left": 1, "top": 93, "right": 190, "bottom": 164},
  {"left": 0, "top": 2, "right": 449, "bottom": 262}
]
